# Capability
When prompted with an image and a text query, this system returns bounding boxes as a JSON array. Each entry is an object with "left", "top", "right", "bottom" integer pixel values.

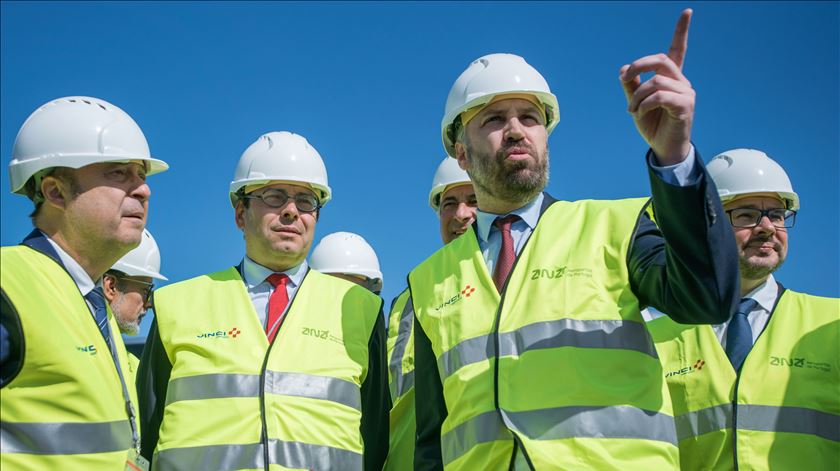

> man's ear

[
  {"left": 102, "top": 275, "right": 119, "bottom": 303},
  {"left": 454, "top": 143, "right": 469, "bottom": 171},
  {"left": 40, "top": 175, "right": 70, "bottom": 210},
  {"left": 234, "top": 201, "right": 246, "bottom": 230}
]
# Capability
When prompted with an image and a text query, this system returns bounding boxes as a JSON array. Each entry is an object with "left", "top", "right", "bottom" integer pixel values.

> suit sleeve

[
  {"left": 629, "top": 148, "right": 740, "bottom": 324},
  {"left": 137, "top": 314, "right": 171, "bottom": 462},
  {"left": 361, "top": 307, "right": 390, "bottom": 471},
  {"left": 0, "top": 290, "right": 24, "bottom": 388},
  {"left": 412, "top": 310, "right": 447, "bottom": 471}
]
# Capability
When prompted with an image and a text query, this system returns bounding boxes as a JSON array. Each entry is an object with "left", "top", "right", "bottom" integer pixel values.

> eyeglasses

[
  {"left": 117, "top": 277, "right": 155, "bottom": 304},
  {"left": 241, "top": 189, "right": 320, "bottom": 213},
  {"left": 726, "top": 207, "right": 797, "bottom": 229}
]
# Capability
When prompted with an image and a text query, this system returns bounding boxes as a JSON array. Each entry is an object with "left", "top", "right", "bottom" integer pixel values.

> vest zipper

[{"left": 257, "top": 269, "right": 309, "bottom": 470}]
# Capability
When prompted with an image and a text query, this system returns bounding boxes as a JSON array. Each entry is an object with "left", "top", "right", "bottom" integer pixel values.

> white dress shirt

[
  {"left": 241, "top": 256, "right": 308, "bottom": 329},
  {"left": 42, "top": 231, "right": 103, "bottom": 321}
]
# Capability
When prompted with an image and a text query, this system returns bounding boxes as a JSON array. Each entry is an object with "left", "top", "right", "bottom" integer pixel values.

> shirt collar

[
  {"left": 743, "top": 274, "right": 778, "bottom": 313},
  {"left": 242, "top": 255, "right": 308, "bottom": 289},
  {"left": 42, "top": 231, "right": 96, "bottom": 296},
  {"left": 475, "top": 192, "right": 544, "bottom": 243}
]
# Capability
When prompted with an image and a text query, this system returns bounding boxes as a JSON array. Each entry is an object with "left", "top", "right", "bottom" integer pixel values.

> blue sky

[{"left": 2, "top": 2, "right": 838, "bottom": 340}]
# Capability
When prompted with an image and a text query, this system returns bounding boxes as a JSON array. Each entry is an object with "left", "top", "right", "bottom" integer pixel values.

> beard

[
  {"left": 112, "top": 294, "right": 142, "bottom": 336},
  {"left": 739, "top": 236, "right": 786, "bottom": 281},
  {"left": 464, "top": 140, "right": 549, "bottom": 206}
]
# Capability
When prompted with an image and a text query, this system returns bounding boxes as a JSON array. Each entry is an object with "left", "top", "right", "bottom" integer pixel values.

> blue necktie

[
  {"left": 84, "top": 287, "right": 112, "bottom": 348},
  {"left": 726, "top": 298, "right": 758, "bottom": 371}
]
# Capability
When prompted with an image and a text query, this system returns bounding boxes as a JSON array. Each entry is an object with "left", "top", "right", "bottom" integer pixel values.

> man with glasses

[
  {"left": 647, "top": 148, "right": 839, "bottom": 470},
  {"left": 103, "top": 229, "right": 167, "bottom": 374},
  {"left": 137, "top": 131, "right": 388, "bottom": 470}
]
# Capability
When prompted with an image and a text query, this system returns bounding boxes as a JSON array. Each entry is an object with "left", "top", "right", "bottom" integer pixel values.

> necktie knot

[
  {"left": 493, "top": 214, "right": 520, "bottom": 232},
  {"left": 736, "top": 297, "right": 758, "bottom": 317},
  {"left": 266, "top": 273, "right": 289, "bottom": 289}
]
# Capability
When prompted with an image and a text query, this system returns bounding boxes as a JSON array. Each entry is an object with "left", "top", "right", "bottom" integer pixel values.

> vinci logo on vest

[
  {"left": 197, "top": 327, "right": 241, "bottom": 339},
  {"left": 435, "top": 285, "right": 477, "bottom": 311},
  {"left": 665, "top": 359, "right": 706, "bottom": 378}
]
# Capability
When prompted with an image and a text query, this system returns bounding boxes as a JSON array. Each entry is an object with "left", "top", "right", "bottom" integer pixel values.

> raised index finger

[{"left": 668, "top": 8, "right": 693, "bottom": 70}]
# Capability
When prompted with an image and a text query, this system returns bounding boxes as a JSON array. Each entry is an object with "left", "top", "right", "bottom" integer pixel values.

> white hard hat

[
  {"left": 9, "top": 96, "right": 168, "bottom": 197},
  {"left": 229, "top": 131, "right": 331, "bottom": 207},
  {"left": 429, "top": 157, "right": 472, "bottom": 211},
  {"left": 707, "top": 148, "right": 799, "bottom": 211},
  {"left": 441, "top": 53, "right": 560, "bottom": 157},
  {"left": 310, "top": 232, "right": 383, "bottom": 283},
  {"left": 111, "top": 229, "right": 168, "bottom": 280}
]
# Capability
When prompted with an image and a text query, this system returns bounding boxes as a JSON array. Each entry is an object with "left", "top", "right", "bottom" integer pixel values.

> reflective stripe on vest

[
  {"left": 166, "top": 371, "right": 361, "bottom": 410},
  {"left": 154, "top": 439, "right": 362, "bottom": 471},
  {"left": 438, "top": 318, "right": 657, "bottom": 379},
  {"left": 1, "top": 420, "right": 132, "bottom": 455},
  {"left": 388, "top": 295, "right": 415, "bottom": 400},
  {"left": 442, "top": 405, "right": 678, "bottom": 466},
  {"left": 676, "top": 404, "right": 840, "bottom": 443}
]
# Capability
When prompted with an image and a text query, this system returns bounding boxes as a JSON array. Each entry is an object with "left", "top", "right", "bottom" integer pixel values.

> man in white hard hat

[
  {"left": 103, "top": 229, "right": 168, "bottom": 378},
  {"left": 310, "top": 232, "right": 384, "bottom": 294},
  {"left": 0, "top": 96, "right": 168, "bottom": 470},
  {"left": 137, "top": 131, "right": 389, "bottom": 470},
  {"left": 408, "top": 10, "right": 741, "bottom": 470},
  {"left": 384, "top": 157, "right": 476, "bottom": 470},
  {"left": 646, "top": 149, "right": 839, "bottom": 470}
]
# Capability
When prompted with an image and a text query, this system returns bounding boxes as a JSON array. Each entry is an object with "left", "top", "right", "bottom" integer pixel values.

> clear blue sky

[{"left": 2, "top": 2, "right": 838, "bottom": 340}]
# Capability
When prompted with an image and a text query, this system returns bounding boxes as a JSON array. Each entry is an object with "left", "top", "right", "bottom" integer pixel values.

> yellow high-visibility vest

[
  {"left": 1, "top": 245, "right": 139, "bottom": 470},
  {"left": 409, "top": 198, "right": 679, "bottom": 470},
  {"left": 649, "top": 289, "right": 840, "bottom": 470},
  {"left": 384, "top": 288, "right": 415, "bottom": 470},
  {"left": 152, "top": 267, "right": 381, "bottom": 470}
]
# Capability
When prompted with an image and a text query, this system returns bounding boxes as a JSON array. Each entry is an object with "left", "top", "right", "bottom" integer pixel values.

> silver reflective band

[
  {"left": 437, "top": 319, "right": 658, "bottom": 379},
  {"left": 165, "top": 372, "right": 360, "bottom": 411},
  {"left": 675, "top": 404, "right": 732, "bottom": 440},
  {"left": 265, "top": 371, "right": 361, "bottom": 411},
  {"left": 153, "top": 439, "right": 362, "bottom": 470},
  {"left": 738, "top": 404, "right": 840, "bottom": 442},
  {"left": 389, "top": 296, "right": 415, "bottom": 401},
  {"left": 166, "top": 373, "right": 260, "bottom": 405},
  {"left": 441, "top": 410, "right": 512, "bottom": 465},
  {"left": 502, "top": 405, "right": 678, "bottom": 445},
  {"left": 154, "top": 442, "right": 263, "bottom": 470},
  {"left": 1, "top": 420, "right": 131, "bottom": 455},
  {"left": 269, "top": 438, "right": 362, "bottom": 469}
]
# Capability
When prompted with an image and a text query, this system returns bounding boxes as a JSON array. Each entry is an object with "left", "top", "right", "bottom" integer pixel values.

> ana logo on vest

[
  {"left": 76, "top": 344, "right": 97, "bottom": 355},
  {"left": 435, "top": 285, "right": 476, "bottom": 311},
  {"left": 529, "top": 266, "right": 593, "bottom": 280},
  {"left": 770, "top": 356, "right": 831, "bottom": 373},
  {"left": 665, "top": 358, "right": 705, "bottom": 377},
  {"left": 197, "top": 327, "right": 241, "bottom": 339}
]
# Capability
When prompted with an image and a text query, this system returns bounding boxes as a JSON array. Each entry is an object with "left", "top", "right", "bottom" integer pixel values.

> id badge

[{"left": 125, "top": 449, "right": 150, "bottom": 471}]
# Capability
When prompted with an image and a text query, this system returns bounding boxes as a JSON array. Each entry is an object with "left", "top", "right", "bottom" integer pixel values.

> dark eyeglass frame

[
  {"left": 725, "top": 207, "right": 797, "bottom": 229},
  {"left": 115, "top": 276, "right": 155, "bottom": 304},
  {"left": 241, "top": 189, "right": 321, "bottom": 213}
]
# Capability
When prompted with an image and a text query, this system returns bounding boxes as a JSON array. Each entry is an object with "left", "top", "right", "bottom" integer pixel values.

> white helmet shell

[
  {"left": 441, "top": 53, "right": 560, "bottom": 157},
  {"left": 9, "top": 96, "right": 168, "bottom": 196},
  {"left": 310, "top": 232, "right": 383, "bottom": 283},
  {"left": 707, "top": 148, "right": 799, "bottom": 211},
  {"left": 229, "top": 131, "right": 331, "bottom": 207},
  {"left": 111, "top": 229, "right": 168, "bottom": 280},
  {"left": 429, "top": 156, "right": 472, "bottom": 211}
]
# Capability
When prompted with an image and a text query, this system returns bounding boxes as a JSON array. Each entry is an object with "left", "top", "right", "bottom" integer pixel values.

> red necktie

[
  {"left": 493, "top": 215, "right": 520, "bottom": 292},
  {"left": 266, "top": 273, "right": 290, "bottom": 343}
]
